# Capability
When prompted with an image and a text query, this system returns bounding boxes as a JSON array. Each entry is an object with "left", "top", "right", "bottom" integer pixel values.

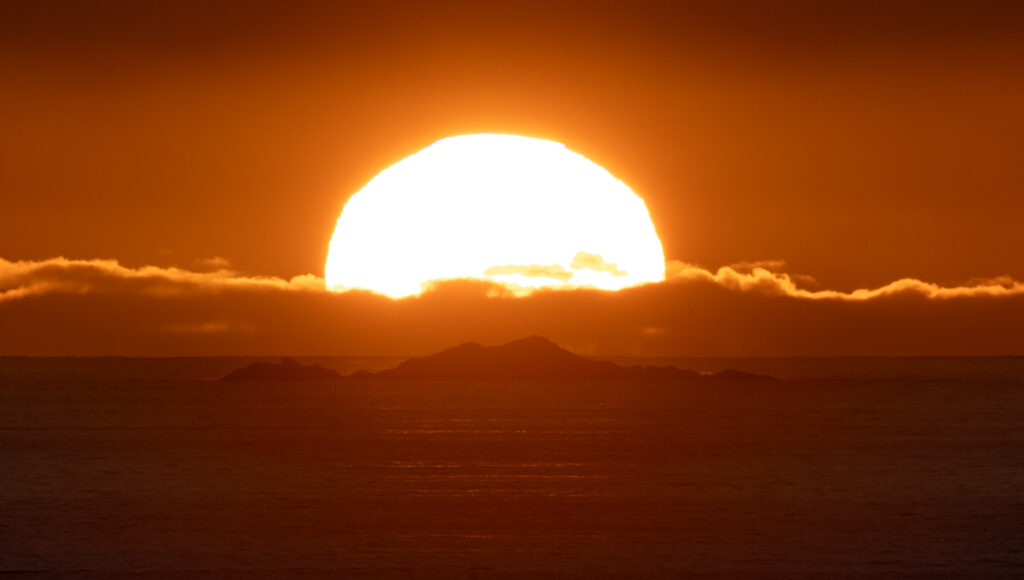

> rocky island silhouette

[
  {"left": 220, "top": 357, "right": 343, "bottom": 381},
  {"left": 221, "top": 336, "right": 776, "bottom": 382}
]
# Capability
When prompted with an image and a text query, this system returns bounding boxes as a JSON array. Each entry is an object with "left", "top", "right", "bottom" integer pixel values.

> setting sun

[
  {"left": 325, "top": 134, "right": 665, "bottom": 297},
  {"left": 6, "top": 3, "right": 1024, "bottom": 577}
]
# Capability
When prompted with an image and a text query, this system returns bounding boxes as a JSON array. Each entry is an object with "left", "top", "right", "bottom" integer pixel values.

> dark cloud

[
  {"left": 2, "top": 257, "right": 1023, "bottom": 356},
  {"left": 161, "top": 320, "right": 256, "bottom": 335}
]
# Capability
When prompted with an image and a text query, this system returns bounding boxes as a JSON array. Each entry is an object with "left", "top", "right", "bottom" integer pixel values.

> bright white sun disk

[{"left": 326, "top": 134, "right": 665, "bottom": 297}]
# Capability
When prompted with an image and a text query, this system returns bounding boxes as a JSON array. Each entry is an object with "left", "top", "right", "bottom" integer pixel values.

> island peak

[{"left": 220, "top": 358, "right": 342, "bottom": 381}]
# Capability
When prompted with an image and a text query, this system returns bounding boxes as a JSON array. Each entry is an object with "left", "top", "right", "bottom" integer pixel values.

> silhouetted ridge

[
  {"left": 377, "top": 335, "right": 607, "bottom": 381},
  {"left": 371, "top": 337, "right": 775, "bottom": 382},
  {"left": 218, "top": 339, "right": 776, "bottom": 382},
  {"left": 220, "top": 358, "right": 342, "bottom": 381}
]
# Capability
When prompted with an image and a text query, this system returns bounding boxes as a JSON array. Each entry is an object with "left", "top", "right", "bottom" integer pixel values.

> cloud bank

[
  {"left": 666, "top": 261, "right": 1024, "bottom": 300},
  {"left": 0, "top": 256, "right": 322, "bottom": 303},
  {"left": 572, "top": 252, "right": 628, "bottom": 277},
  {"left": 2, "top": 256, "right": 1023, "bottom": 356},
  {"left": 4, "top": 256, "right": 1020, "bottom": 306},
  {"left": 483, "top": 263, "right": 573, "bottom": 282}
]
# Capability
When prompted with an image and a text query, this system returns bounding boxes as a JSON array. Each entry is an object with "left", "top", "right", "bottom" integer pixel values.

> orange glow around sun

[{"left": 325, "top": 134, "right": 665, "bottom": 298}]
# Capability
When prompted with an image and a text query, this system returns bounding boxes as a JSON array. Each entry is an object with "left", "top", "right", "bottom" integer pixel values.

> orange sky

[{"left": 1, "top": 1, "right": 1022, "bottom": 355}]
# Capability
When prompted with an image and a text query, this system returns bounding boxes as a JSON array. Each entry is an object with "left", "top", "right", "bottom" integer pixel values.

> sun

[{"left": 325, "top": 134, "right": 665, "bottom": 298}]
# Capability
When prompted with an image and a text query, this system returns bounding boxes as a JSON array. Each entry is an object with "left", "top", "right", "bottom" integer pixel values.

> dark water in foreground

[{"left": 2, "top": 358, "right": 1023, "bottom": 578}]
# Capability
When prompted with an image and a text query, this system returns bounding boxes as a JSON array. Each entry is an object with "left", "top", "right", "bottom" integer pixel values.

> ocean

[{"left": 2, "top": 357, "right": 1023, "bottom": 577}]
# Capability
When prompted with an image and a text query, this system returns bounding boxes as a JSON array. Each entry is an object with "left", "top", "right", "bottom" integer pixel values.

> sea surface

[{"left": 2, "top": 357, "right": 1023, "bottom": 578}]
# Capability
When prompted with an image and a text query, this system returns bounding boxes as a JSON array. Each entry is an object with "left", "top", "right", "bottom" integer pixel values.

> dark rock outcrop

[
  {"left": 220, "top": 358, "right": 342, "bottom": 381},
  {"left": 371, "top": 336, "right": 774, "bottom": 382},
  {"left": 219, "top": 337, "right": 776, "bottom": 382}
]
